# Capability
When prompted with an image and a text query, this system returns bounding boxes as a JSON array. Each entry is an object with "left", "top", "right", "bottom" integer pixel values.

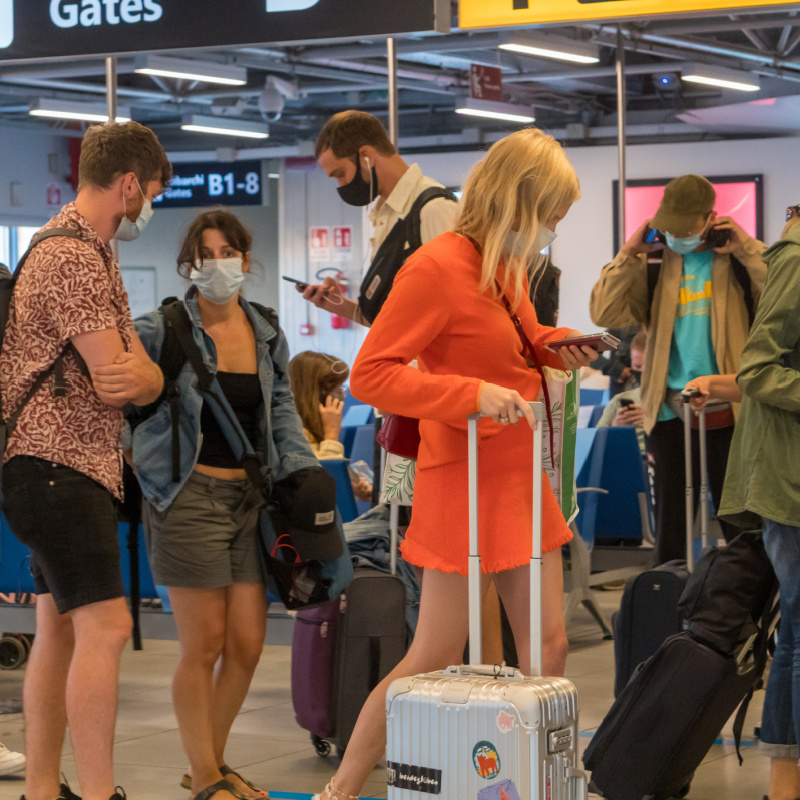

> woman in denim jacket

[{"left": 128, "top": 210, "right": 318, "bottom": 800}]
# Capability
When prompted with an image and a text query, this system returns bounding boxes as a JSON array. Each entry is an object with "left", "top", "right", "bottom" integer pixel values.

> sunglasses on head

[{"left": 786, "top": 204, "right": 800, "bottom": 221}]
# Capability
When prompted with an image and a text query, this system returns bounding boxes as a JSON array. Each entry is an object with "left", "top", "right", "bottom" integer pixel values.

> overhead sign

[
  {"left": 470, "top": 64, "right": 502, "bottom": 102},
  {"left": 152, "top": 160, "right": 263, "bottom": 209},
  {"left": 460, "top": 0, "right": 800, "bottom": 28},
  {"left": 0, "top": 0, "right": 448, "bottom": 63}
]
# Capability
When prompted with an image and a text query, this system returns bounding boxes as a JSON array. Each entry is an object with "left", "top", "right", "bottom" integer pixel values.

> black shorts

[{"left": 2, "top": 456, "right": 124, "bottom": 614}]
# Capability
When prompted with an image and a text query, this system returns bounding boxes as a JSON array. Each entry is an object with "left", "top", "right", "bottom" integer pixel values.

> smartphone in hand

[
  {"left": 545, "top": 332, "right": 620, "bottom": 354},
  {"left": 282, "top": 275, "right": 308, "bottom": 289}
]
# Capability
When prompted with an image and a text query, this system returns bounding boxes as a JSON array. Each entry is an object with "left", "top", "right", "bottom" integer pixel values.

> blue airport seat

[
  {"left": 580, "top": 388, "right": 606, "bottom": 407},
  {"left": 588, "top": 405, "right": 606, "bottom": 428},
  {"left": 341, "top": 388, "right": 361, "bottom": 417},
  {"left": 349, "top": 423, "right": 377, "bottom": 516},
  {"left": 319, "top": 458, "right": 359, "bottom": 524},
  {"left": 574, "top": 427, "right": 651, "bottom": 545},
  {"left": 0, "top": 514, "right": 160, "bottom": 599},
  {"left": 339, "top": 405, "right": 375, "bottom": 458}
]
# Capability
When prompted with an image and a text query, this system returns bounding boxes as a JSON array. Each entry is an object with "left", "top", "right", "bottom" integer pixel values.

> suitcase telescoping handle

[
  {"left": 467, "top": 401, "right": 546, "bottom": 677},
  {"left": 681, "top": 390, "right": 709, "bottom": 572}
]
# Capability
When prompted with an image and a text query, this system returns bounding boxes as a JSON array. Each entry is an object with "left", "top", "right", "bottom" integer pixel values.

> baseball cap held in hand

[
  {"left": 270, "top": 466, "right": 342, "bottom": 561},
  {"left": 650, "top": 174, "right": 716, "bottom": 236}
]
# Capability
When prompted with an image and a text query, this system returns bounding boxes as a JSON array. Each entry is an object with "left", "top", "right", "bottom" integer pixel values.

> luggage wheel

[
  {"left": 311, "top": 734, "right": 331, "bottom": 757},
  {"left": 0, "top": 635, "right": 27, "bottom": 669}
]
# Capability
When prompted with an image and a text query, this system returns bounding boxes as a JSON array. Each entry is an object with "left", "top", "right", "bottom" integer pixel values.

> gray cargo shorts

[{"left": 143, "top": 471, "right": 265, "bottom": 589}]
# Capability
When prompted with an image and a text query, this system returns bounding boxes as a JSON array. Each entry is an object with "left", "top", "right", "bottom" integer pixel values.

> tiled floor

[{"left": 0, "top": 589, "right": 771, "bottom": 800}]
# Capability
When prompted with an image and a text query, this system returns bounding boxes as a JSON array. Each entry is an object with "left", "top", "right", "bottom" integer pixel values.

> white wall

[
  {"left": 414, "top": 135, "right": 800, "bottom": 336},
  {"left": 118, "top": 178, "right": 280, "bottom": 317},
  {"left": 0, "top": 126, "right": 75, "bottom": 228}
]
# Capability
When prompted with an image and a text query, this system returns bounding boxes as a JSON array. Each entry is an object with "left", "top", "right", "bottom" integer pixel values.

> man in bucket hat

[{"left": 590, "top": 174, "right": 767, "bottom": 564}]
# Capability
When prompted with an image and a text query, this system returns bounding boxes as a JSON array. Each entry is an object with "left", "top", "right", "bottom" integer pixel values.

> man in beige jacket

[{"left": 590, "top": 174, "right": 767, "bottom": 563}]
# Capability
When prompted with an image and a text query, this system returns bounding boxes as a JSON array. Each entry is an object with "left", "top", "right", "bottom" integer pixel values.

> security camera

[{"left": 258, "top": 75, "right": 298, "bottom": 122}]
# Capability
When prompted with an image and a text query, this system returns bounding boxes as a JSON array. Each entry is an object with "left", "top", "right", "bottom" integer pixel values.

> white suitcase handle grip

[{"left": 443, "top": 664, "right": 525, "bottom": 681}]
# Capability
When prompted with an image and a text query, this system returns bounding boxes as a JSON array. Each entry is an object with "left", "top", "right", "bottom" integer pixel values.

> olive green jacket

[
  {"left": 719, "top": 224, "right": 800, "bottom": 529},
  {"left": 589, "top": 240, "right": 767, "bottom": 434}
]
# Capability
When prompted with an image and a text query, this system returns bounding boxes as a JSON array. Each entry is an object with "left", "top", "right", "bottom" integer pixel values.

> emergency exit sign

[{"left": 460, "top": 0, "right": 800, "bottom": 29}]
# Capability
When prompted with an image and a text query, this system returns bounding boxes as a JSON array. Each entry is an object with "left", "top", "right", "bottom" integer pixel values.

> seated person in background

[
  {"left": 596, "top": 330, "right": 647, "bottom": 455},
  {"left": 289, "top": 350, "right": 372, "bottom": 501}
]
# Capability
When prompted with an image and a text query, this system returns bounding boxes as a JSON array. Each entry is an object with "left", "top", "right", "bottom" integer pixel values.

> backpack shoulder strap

[
  {"left": 16, "top": 228, "right": 81, "bottom": 276},
  {"left": 646, "top": 257, "right": 662, "bottom": 318},
  {"left": 156, "top": 299, "right": 191, "bottom": 385},
  {"left": 729, "top": 255, "right": 755, "bottom": 326},
  {"left": 405, "top": 186, "right": 458, "bottom": 252},
  {"left": 160, "top": 301, "right": 214, "bottom": 391}
]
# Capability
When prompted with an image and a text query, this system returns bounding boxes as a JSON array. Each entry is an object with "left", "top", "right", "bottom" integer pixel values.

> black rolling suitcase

[
  {"left": 585, "top": 527, "right": 778, "bottom": 800},
  {"left": 585, "top": 629, "right": 765, "bottom": 800},
  {"left": 613, "top": 394, "right": 713, "bottom": 696}
]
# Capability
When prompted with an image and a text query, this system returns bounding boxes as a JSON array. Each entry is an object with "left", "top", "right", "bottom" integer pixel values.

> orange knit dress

[{"left": 350, "top": 231, "right": 574, "bottom": 574}]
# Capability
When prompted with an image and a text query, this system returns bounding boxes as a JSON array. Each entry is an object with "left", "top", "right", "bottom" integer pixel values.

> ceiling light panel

[
  {"left": 680, "top": 62, "right": 760, "bottom": 92},
  {"left": 180, "top": 115, "right": 270, "bottom": 139},
  {"left": 135, "top": 55, "right": 247, "bottom": 86},
  {"left": 455, "top": 97, "right": 535, "bottom": 124},
  {"left": 499, "top": 33, "right": 600, "bottom": 64},
  {"left": 29, "top": 99, "right": 131, "bottom": 123}
]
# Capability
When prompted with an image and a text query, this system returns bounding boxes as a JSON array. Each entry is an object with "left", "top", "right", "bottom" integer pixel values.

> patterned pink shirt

[{"left": 0, "top": 203, "right": 134, "bottom": 498}]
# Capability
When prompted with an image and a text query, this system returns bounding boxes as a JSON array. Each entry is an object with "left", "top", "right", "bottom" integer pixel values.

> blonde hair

[{"left": 454, "top": 128, "right": 580, "bottom": 308}]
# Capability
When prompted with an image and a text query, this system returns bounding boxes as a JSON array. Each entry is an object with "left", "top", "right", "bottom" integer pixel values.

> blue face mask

[{"left": 664, "top": 231, "right": 702, "bottom": 255}]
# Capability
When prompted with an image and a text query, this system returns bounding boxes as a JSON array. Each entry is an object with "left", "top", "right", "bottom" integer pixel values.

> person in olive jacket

[{"left": 719, "top": 208, "right": 800, "bottom": 800}]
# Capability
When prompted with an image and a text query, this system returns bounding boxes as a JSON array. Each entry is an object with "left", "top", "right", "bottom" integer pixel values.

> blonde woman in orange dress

[{"left": 313, "top": 128, "right": 597, "bottom": 800}]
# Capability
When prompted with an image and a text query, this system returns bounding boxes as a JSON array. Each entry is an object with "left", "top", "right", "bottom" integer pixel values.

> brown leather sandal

[
  {"left": 219, "top": 765, "right": 268, "bottom": 798},
  {"left": 191, "top": 779, "right": 248, "bottom": 800}
]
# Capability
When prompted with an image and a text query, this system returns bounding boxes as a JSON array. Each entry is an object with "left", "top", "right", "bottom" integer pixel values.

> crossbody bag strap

[{"left": 498, "top": 293, "right": 557, "bottom": 462}]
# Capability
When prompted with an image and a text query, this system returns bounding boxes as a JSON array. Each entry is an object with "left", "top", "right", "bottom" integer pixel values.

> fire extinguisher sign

[
  {"left": 333, "top": 226, "right": 353, "bottom": 263},
  {"left": 308, "top": 226, "right": 331, "bottom": 263}
]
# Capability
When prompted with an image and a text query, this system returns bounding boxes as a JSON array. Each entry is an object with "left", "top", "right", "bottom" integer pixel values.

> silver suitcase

[{"left": 385, "top": 403, "right": 588, "bottom": 800}]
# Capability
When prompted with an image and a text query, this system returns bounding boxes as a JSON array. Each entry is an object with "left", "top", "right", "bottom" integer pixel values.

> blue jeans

[{"left": 761, "top": 517, "right": 800, "bottom": 759}]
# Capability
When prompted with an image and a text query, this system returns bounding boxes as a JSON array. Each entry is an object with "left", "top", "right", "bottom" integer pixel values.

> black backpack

[
  {"left": 358, "top": 186, "right": 457, "bottom": 325},
  {"left": 0, "top": 228, "right": 82, "bottom": 459},
  {"left": 131, "top": 297, "right": 280, "bottom": 484},
  {"left": 646, "top": 252, "right": 755, "bottom": 326}
]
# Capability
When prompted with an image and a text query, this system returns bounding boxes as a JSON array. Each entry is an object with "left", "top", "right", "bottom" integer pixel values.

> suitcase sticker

[
  {"left": 477, "top": 779, "right": 522, "bottom": 800},
  {"left": 387, "top": 761, "right": 442, "bottom": 795},
  {"left": 472, "top": 741, "right": 501, "bottom": 780}
]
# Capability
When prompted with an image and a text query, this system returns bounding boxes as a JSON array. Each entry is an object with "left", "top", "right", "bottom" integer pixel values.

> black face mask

[
  {"left": 631, "top": 370, "right": 642, "bottom": 383},
  {"left": 337, "top": 157, "right": 377, "bottom": 207}
]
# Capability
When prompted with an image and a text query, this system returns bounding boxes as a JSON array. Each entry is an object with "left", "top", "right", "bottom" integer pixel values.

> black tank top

[{"left": 197, "top": 371, "right": 262, "bottom": 469}]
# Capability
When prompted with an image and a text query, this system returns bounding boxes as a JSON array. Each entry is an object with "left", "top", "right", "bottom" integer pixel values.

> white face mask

[
  {"left": 506, "top": 227, "right": 557, "bottom": 259},
  {"left": 190, "top": 258, "right": 246, "bottom": 304},
  {"left": 114, "top": 177, "right": 153, "bottom": 242}
]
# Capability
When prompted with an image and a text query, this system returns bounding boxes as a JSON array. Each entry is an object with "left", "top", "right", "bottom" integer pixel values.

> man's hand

[
  {"left": 92, "top": 352, "right": 163, "bottom": 408},
  {"left": 300, "top": 277, "right": 358, "bottom": 318},
  {"left": 621, "top": 219, "right": 664, "bottom": 258},
  {"left": 613, "top": 403, "right": 644, "bottom": 427},
  {"left": 709, "top": 216, "right": 748, "bottom": 254},
  {"left": 683, "top": 376, "right": 714, "bottom": 411}
]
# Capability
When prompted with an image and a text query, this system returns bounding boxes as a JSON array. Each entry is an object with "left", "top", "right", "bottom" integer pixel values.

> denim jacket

[{"left": 128, "top": 287, "right": 319, "bottom": 512}]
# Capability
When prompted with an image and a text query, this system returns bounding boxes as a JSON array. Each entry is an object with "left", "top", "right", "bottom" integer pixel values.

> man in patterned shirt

[{"left": 0, "top": 122, "right": 171, "bottom": 800}]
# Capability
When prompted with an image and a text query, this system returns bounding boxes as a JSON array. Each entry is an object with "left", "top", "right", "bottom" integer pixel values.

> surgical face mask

[
  {"left": 506, "top": 227, "right": 557, "bottom": 259},
  {"left": 114, "top": 177, "right": 153, "bottom": 242},
  {"left": 190, "top": 258, "right": 245, "bottom": 304},
  {"left": 337, "top": 156, "right": 377, "bottom": 207},
  {"left": 664, "top": 231, "right": 702, "bottom": 255}
]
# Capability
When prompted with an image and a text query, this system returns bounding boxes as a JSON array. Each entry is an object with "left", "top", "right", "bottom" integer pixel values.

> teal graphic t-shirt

[{"left": 659, "top": 250, "right": 718, "bottom": 420}]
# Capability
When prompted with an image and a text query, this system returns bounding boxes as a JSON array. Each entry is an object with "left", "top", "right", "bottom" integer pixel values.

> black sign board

[
  {"left": 152, "top": 160, "right": 264, "bottom": 209},
  {"left": 0, "top": 0, "right": 448, "bottom": 63}
]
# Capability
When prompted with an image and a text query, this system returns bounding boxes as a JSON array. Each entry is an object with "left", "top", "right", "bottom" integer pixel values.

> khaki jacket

[{"left": 589, "top": 239, "right": 767, "bottom": 434}]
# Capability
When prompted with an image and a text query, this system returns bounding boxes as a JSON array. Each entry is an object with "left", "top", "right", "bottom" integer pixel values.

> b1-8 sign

[{"left": 460, "top": 0, "right": 800, "bottom": 28}]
